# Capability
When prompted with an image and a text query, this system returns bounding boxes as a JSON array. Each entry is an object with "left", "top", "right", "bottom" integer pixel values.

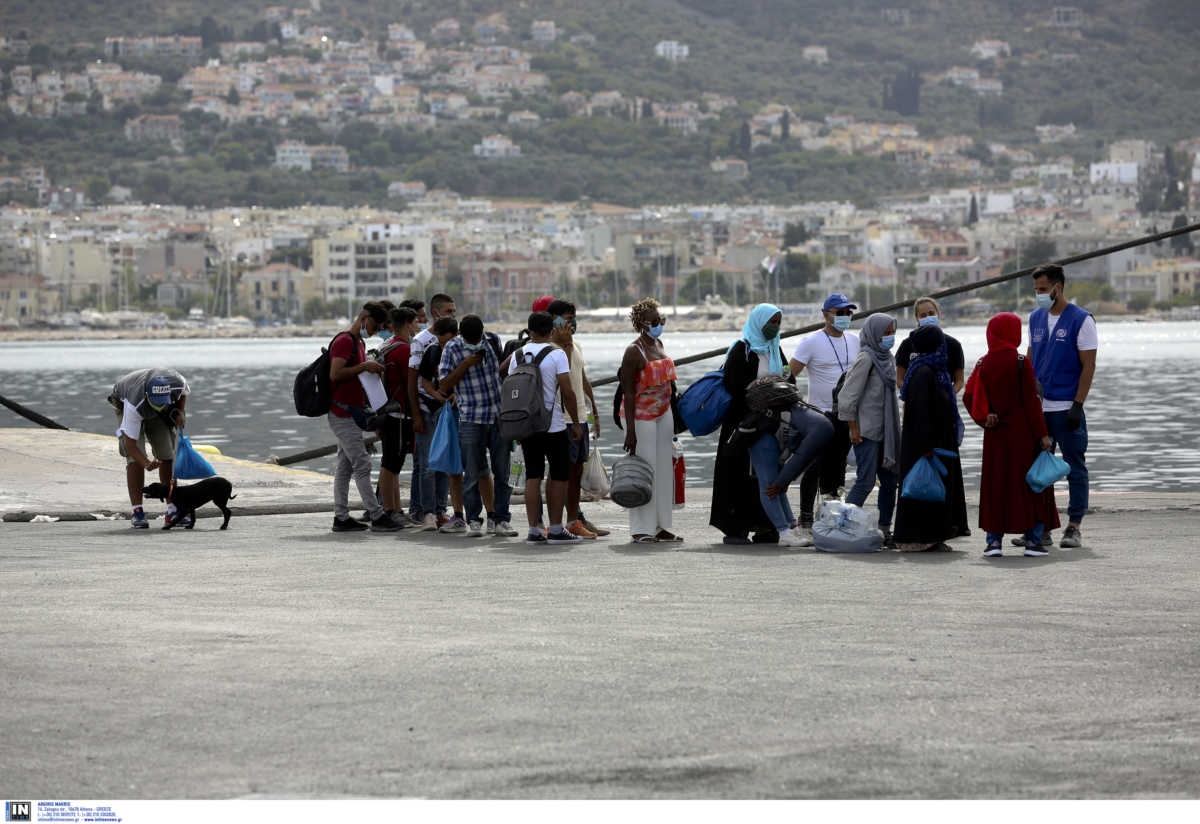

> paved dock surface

[{"left": 4, "top": 490, "right": 1200, "bottom": 798}]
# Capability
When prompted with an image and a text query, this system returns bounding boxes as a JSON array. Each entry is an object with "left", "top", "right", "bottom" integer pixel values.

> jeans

[
  {"left": 412, "top": 406, "right": 449, "bottom": 519},
  {"left": 1045, "top": 408, "right": 1088, "bottom": 524},
  {"left": 460, "top": 420, "right": 513, "bottom": 524},
  {"left": 775, "top": 406, "right": 835, "bottom": 489},
  {"left": 800, "top": 414, "right": 850, "bottom": 520},
  {"left": 988, "top": 522, "right": 1044, "bottom": 546},
  {"left": 328, "top": 411, "right": 383, "bottom": 522},
  {"left": 748, "top": 432, "right": 796, "bottom": 532},
  {"left": 845, "top": 437, "right": 898, "bottom": 529}
]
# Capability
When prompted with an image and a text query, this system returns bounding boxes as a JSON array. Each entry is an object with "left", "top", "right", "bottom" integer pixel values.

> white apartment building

[
  {"left": 654, "top": 40, "right": 689, "bottom": 62},
  {"left": 473, "top": 134, "right": 521, "bottom": 158},
  {"left": 274, "top": 141, "right": 313, "bottom": 171},
  {"left": 313, "top": 224, "right": 433, "bottom": 302}
]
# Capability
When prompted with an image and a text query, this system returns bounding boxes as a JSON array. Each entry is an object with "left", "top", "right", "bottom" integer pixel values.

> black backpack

[{"left": 293, "top": 332, "right": 352, "bottom": 417}]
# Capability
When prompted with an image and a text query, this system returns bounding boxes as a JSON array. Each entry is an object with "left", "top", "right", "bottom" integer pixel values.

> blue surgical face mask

[
  {"left": 648, "top": 323, "right": 664, "bottom": 339},
  {"left": 1036, "top": 291, "right": 1054, "bottom": 309},
  {"left": 553, "top": 316, "right": 566, "bottom": 328},
  {"left": 463, "top": 341, "right": 482, "bottom": 353},
  {"left": 880, "top": 335, "right": 895, "bottom": 350},
  {"left": 378, "top": 329, "right": 392, "bottom": 341},
  {"left": 833, "top": 315, "right": 852, "bottom": 331},
  {"left": 418, "top": 322, "right": 428, "bottom": 332},
  {"left": 918, "top": 315, "right": 939, "bottom": 328}
]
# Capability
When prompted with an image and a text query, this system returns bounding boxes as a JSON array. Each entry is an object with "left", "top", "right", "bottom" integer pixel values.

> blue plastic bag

[
  {"left": 1026, "top": 449, "right": 1070, "bottom": 493},
  {"left": 174, "top": 434, "right": 216, "bottom": 479},
  {"left": 428, "top": 407, "right": 463, "bottom": 475},
  {"left": 900, "top": 448, "right": 957, "bottom": 502},
  {"left": 676, "top": 370, "right": 731, "bottom": 437}
]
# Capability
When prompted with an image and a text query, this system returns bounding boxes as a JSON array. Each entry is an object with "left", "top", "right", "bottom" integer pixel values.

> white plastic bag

[{"left": 581, "top": 445, "right": 610, "bottom": 497}]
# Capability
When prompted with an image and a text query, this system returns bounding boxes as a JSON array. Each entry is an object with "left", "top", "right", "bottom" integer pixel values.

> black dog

[{"left": 142, "top": 478, "right": 236, "bottom": 530}]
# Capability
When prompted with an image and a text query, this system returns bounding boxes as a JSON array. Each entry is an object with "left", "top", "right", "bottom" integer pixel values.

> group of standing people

[
  {"left": 111, "top": 263, "right": 1095, "bottom": 555},
  {"left": 324, "top": 293, "right": 610, "bottom": 544},
  {"left": 702, "top": 262, "right": 1095, "bottom": 556}
]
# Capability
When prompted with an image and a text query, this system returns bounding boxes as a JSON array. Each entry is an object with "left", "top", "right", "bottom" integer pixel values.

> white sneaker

[
  {"left": 778, "top": 528, "right": 813, "bottom": 548},
  {"left": 439, "top": 516, "right": 468, "bottom": 534},
  {"left": 418, "top": 514, "right": 438, "bottom": 532},
  {"left": 494, "top": 520, "right": 518, "bottom": 537},
  {"left": 467, "top": 519, "right": 484, "bottom": 537}
]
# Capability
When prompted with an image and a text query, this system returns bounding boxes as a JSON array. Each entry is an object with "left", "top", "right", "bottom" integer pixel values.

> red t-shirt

[
  {"left": 381, "top": 339, "right": 410, "bottom": 412},
  {"left": 329, "top": 331, "right": 366, "bottom": 417}
]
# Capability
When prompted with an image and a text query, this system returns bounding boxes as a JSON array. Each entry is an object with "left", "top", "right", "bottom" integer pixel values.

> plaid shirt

[{"left": 438, "top": 336, "right": 502, "bottom": 425}]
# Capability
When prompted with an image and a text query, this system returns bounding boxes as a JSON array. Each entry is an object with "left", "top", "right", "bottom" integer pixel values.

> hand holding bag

[
  {"left": 428, "top": 407, "right": 464, "bottom": 475},
  {"left": 1026, "top": 450, "right": 1070, "bottom": 493},
  {"left": 174, "top": 434, "right": 216, "bottom": 480}
]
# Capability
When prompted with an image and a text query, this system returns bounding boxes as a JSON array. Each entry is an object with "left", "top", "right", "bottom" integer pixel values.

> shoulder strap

[{"left": 532, "top": 345, "right": 555, "bottom": 366}]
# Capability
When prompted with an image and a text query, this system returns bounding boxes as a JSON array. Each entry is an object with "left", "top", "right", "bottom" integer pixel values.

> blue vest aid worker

[{"left": 1027, "top": 264, "right": 1097, "bottom": 549}]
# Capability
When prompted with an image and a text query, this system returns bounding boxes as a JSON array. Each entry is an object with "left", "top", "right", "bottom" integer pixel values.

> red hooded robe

[{"left": 963, "top": 313, "right": 1061, "bottom": 536}]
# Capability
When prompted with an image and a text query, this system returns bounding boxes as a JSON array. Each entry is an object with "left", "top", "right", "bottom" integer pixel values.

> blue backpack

[{"left": 676, "top": 370, "right": 732, "bottom": 437}]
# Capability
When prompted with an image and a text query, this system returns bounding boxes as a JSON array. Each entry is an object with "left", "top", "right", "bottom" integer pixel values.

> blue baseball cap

[
  {"left": 145, "top": 375, "right": 180, "bottom": 410},
  {"left": 822, "top": 293, "right": 857, "bottom": 311}
]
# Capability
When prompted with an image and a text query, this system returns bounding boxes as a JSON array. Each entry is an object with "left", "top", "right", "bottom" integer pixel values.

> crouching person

[{"left": 109, "top": 368, "right": 189, "bottom": 528}]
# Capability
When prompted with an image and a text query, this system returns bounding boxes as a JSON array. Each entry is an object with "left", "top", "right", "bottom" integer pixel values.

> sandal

[
  {"left": 632, "top": 534, "right": 658, "bottom": 543},
  {"left": 655, "top": 531, "right": 684, "bottom": 543}
]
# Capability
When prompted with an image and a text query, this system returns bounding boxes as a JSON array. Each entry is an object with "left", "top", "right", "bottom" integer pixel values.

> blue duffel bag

[{"left": 676, "top": 370, "right": 731, "bottom": 437}]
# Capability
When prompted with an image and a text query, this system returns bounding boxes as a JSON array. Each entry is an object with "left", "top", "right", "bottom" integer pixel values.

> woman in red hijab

[{"left": 963, "top": 313, "right": 1060, "bottom": 557}]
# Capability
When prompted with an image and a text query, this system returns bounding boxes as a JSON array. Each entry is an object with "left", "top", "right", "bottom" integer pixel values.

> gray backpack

[{"left": 499, "top": 345, "right": 555, "bottom": 441}]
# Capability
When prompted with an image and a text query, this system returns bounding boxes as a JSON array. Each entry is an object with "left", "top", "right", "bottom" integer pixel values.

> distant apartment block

[
  {"left": 802, "top": 46, "right": 829, "bottom": 65},
  {"left": 387, "top": 23, "right": 416, "bottom": 42},
  {"left": 882, "top": 8, "right": 912, "bottom": 25},
  {"left": 710, "top": 157, "right": 749, "bottom": 181},
  {"left": 1036, "top": 123, "right": 1077, "bottom": 143},
  {"left": 124, "top": 114, "right": 183, "bottom": 144},
  {"left": 654, "top": 40, "right": 689, "bottom": 62},
  {"left": 1050, "top": 6, "right": 1083, "bottom": 28},
  {"left": 387, "top": 180, "right": 427, "bottom": 199},
  {"left": 314, "top": 224, "right": 433, "bottom": 302},
  {"left": 274, "top": 141, "right": 349, "bottom": 171},
  {"left": 104, "top": 35, "right": 202, "bottom": 60},
  {"left": 473, "top": 134, "right": 521, "bottom": 158},
  {"left": 431, "top": 18, "right": 461, "bottom": 41},
  {"left": 1089, "top": 162, "right": 1139, "bottom": 185},
  {"left": 531, "top": 20, "right": 557, "bottom": 43},
  {"left": 969, "top": 40, "right": 1011, "bottom": 59}
]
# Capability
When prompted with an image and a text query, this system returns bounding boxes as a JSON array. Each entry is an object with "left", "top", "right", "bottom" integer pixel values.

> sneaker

[
  {"left": 1059, "top": 525, "right": 1082, "bottom": 548},
  {"left": 777, "top": 528, "right": 813, "bottom": 548},
  {"left": 984, "top": 542, "right": 1003, "bottom": 558},
  {"left": 1024, "top": 540, "right": 1049, "bottom": 557},
  {"left": 547, "top": 528, "right": 583, "bottom": 545},
  {"left": 176, "top": 512, "right": 195, "bottom": 529},
  {"left": 526, "top": 527, "right": 547, "bottom": 545},
  {"left": 881, "top": 527, "right": 897, "bottom": 551},
  {"left": 1012, "top": 533, "right": 1052, "bottom": 547},
  {"left": 332, "top": 515, "right": 369, "bottom": 532},
  {"left": 370, "top": 515, "right": 401, "bottom": 533},
  {"left": 436, "top": 513, "right": 449, "bottom": 529},
  {"left": 388, "top": 511, "right": 413, "bottom": 528},
  {"left": 567, "top": 519, "right": 598, "bottom": 539},
  {"left": 439, "top": 515, "right": 468, "bottom": 534},
  {"left": 466, "top": 519, "right": 484, "bottom": 537},
  {"left": 131, "top": 507, "right": 149, "bottom": 529},
  {"left": 417, "top": 514, "right": 438, "bottom": 532},
  {"left": 494, "top": 520, "right": 519, "bottom": 537},
  {"left": 580, "top": 517, "right": 610, "bottom": 537}
]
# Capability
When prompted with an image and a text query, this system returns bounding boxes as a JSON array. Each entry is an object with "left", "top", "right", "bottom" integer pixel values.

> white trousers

[{"left": 630, "top": 409, "right": 675, "bottom": 537}]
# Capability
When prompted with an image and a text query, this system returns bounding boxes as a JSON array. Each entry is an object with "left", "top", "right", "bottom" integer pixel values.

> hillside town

[{"left": 1, "top": 5, "right": 1198, "bottom": 329}]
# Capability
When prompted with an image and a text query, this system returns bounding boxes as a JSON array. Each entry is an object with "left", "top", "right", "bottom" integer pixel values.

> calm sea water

[{"left": 2, "top": 323, "right": 1199, "bottom": 492}]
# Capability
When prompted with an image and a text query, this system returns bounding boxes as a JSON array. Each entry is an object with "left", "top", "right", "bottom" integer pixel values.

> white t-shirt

[
  {"left": 116, "top": 400, "right": 145, "bottom": 440},
  {"left": 521, "top": 341, "right": 570, "bottom": 433},
  {"left": 792, "top": 331, "right": 860, "bottom": 412},
  {"left": 409, "top": 328, "right": 437, "bottom": 400},
  {"left": 1040, "top": 312, "right": 1098, "bottom": 412},
  {"left": 566, "top": 340, "right": 591, "bottom": 423}
]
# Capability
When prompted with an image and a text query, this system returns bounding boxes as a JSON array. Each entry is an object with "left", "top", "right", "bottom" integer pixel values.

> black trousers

[{"left": 799, "top": 415, "right": 850, "bottom": 520}]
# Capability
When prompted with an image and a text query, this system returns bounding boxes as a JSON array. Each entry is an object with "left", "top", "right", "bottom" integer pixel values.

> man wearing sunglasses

[{"left": 787, "top": 293, "right": 861, "bottom": 530}]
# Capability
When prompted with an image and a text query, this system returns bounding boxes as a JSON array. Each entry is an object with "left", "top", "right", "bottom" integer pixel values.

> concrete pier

[{"left": 2, "top": 429, "right": 1199, "bottom": 798}]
